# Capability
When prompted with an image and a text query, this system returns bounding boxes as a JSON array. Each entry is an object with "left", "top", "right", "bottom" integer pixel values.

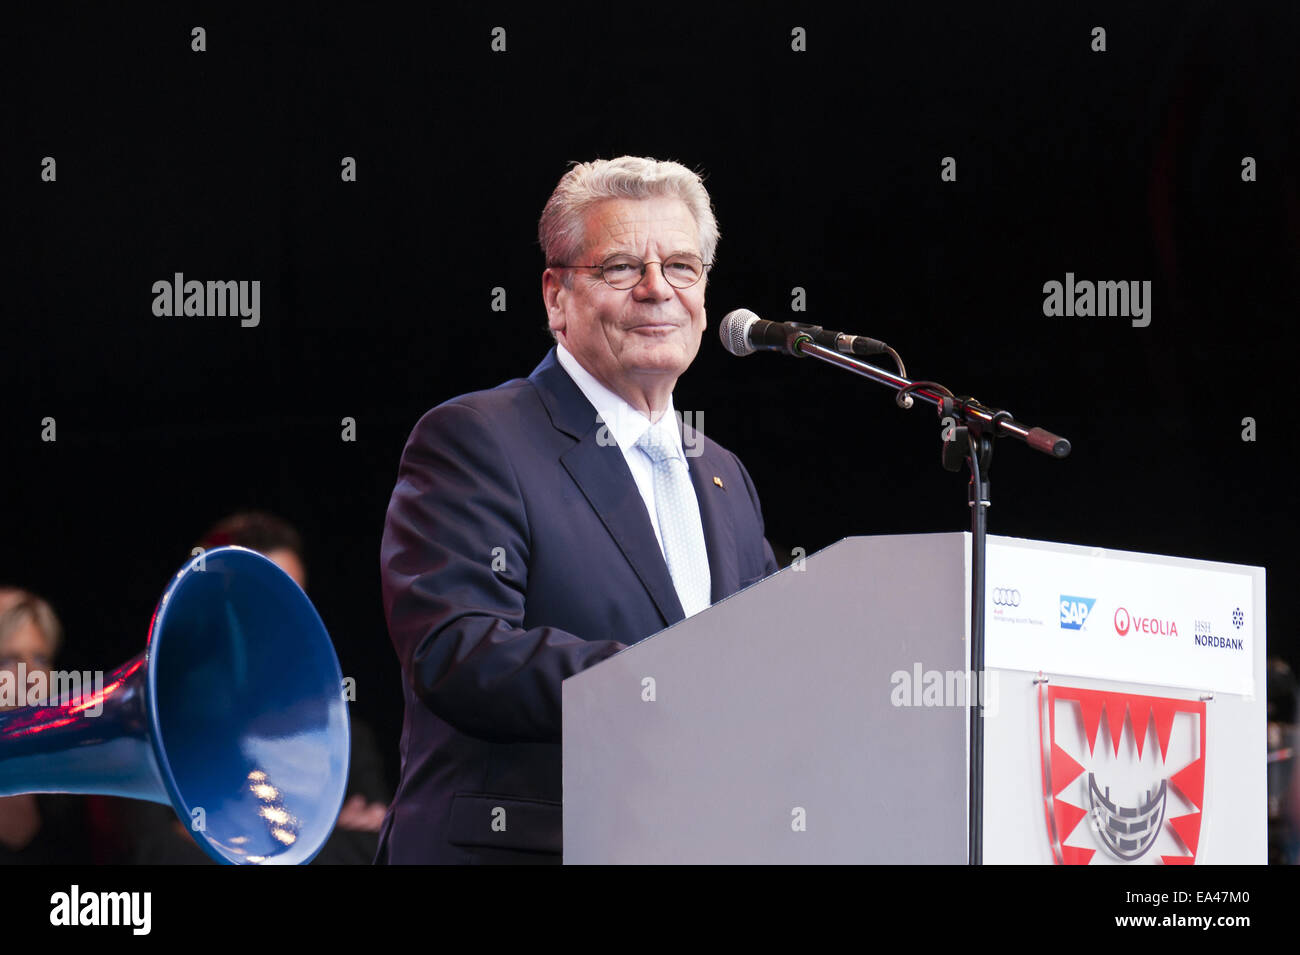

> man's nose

[{"left": 632, "top": 261, "right": 673, "bottom": 298}]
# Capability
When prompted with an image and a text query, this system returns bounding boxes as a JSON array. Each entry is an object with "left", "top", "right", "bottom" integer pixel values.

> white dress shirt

[{"left": 555, "top": 342, "right": 711, "bottom": 613}]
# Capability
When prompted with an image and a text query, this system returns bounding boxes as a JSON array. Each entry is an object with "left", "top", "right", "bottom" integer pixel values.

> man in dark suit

[{"left": 377, "top": 156, "right": 780, "bottom": 864}]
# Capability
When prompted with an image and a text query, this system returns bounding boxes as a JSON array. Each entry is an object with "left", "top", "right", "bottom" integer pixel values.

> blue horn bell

[{"left": 0, "top": 546, "right": 351, "bottom": 865}]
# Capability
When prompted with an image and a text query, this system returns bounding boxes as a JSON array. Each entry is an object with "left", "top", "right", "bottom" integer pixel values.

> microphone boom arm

[{"left": 790, "top": 335, "right": 1071, "bottom": 458}]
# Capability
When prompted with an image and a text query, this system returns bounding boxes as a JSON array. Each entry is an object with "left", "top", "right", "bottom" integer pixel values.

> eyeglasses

[{"left": 554, "top": 252, "right": 711, "bottom": 290}]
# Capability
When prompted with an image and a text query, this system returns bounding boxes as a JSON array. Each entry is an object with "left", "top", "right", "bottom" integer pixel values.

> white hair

[{"left": 538, "top": 156, "right": 720, "bottom": 273}]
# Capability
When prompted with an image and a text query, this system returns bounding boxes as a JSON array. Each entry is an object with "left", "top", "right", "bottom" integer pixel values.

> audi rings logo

[
  {"left": 993, "top": 588, "right": 1021, "bottom": 607},
  {"left": 1114, "top": 607, "right": 1131, "bottom": 636}
]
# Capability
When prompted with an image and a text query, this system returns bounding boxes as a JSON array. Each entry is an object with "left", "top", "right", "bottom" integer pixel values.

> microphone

[{"left": 719, "top": 309, "right": 892, "bottom": 358}]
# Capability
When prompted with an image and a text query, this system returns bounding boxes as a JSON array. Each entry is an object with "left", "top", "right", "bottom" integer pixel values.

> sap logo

[{"left": 1060, "top": 596, "right": 1096, "bottom": 630}]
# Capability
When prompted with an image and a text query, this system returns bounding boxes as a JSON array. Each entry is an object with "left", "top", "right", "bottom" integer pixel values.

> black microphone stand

[{"left": 777, "top": 325, "right": 1071, "bottom": 865}]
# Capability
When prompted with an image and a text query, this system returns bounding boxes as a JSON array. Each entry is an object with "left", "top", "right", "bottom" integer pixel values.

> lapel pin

[{"left": 713, "top": 476, "right": 725, "bottom": 489}]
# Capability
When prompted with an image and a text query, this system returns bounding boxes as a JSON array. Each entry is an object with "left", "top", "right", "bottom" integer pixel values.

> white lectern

[{"left": 562, "top": 534, "right": 1265, "bottom": 864}]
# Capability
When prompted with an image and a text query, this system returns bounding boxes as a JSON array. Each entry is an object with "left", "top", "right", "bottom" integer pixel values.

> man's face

[{"left": 544, "top": 197, "right": 707, "bottom": 405}]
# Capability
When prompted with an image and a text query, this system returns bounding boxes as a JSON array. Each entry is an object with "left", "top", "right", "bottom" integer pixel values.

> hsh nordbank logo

[{"left": 1114, "top": 607, "right": 1178, "bottom": 637}]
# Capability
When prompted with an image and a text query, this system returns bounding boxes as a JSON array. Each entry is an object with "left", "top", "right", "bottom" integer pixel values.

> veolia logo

[
  {"left": 1114, "top": 607, "right": 1131, "bottom": 635},
  {"left": 1114, "top": 607, "right": 1178, "bottom": 637}
]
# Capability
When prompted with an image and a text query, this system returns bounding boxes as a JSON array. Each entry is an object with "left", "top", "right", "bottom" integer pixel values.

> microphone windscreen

[{"left": 720, "top": 308, "right": 762, "bottom": 356}]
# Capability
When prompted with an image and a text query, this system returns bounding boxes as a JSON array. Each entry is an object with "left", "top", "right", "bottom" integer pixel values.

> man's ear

[{"left": 542, "top": 268, "right": 566, "bottom": 336}]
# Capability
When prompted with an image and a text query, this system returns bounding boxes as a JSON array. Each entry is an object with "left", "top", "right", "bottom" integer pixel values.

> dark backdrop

[{"left": 4, "top": 1, "right": 1297, "bottom": 789}]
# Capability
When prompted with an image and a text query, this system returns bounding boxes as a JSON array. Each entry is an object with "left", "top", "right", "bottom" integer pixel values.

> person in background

[
  {"left": 0, "top": 589, "right": 91, "bottom": 864},
  {"left": 1268, "top": 657, "right": 1299, "bottom": 865}
]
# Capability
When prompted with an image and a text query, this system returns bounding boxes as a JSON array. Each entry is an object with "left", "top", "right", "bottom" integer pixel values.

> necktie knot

[{"left": 635, "top": 425, "right": 679, "bottom": 467}]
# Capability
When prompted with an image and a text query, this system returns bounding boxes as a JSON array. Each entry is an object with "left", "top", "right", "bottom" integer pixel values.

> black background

[{"left": 4, "top": 1, "right": 1297, "bottom": 791}]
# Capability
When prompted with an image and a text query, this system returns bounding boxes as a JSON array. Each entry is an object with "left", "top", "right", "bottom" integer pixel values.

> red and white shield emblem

[{"left": 1038, "top": 684, "right": 1207, "bottom": 864}]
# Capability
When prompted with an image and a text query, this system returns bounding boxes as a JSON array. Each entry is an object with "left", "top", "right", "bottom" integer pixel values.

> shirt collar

[{"left": 555, "top": 342, "right": 681, "bottom": 458}]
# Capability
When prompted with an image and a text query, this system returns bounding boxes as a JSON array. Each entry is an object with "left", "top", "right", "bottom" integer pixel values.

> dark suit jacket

[{"left": 376, "top": 347, "right": 779, "bottom": 864}]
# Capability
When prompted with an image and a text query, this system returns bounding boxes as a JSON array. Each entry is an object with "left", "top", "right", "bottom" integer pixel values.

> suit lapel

[
  {"left": 530, "top": 349, "right": 684, "bottom": 627},
  {"left": 683, "top": 421, "right": 739, "bottom": 605}
]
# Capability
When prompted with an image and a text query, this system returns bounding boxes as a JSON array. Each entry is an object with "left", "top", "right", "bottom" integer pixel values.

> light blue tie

[{"left": 636, "top": 424, "right": 712, "bottom": 617}]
